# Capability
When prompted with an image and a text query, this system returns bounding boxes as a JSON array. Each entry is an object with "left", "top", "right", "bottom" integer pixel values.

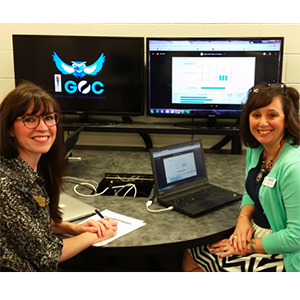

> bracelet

[
  {"left": 237, "top": 214, "right": 250, "bottom": 220},
  {"left": 249, "top": 239, "right": 255, "bottom": 253}
]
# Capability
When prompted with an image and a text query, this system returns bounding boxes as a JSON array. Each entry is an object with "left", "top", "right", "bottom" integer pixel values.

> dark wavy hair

[
  {"left": 0, "top": 81, "right": 67, "bottom": 223},
  {"left": 239, "top": 82, "right": 300, "bottom": 148}
]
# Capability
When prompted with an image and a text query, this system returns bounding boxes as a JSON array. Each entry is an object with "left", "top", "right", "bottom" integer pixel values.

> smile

[
  {"left": 32, "top": 136, "right": 49, "bottom": 141},
  {"left": 258, "top": 130, "right": 272, "bottom": 135}
]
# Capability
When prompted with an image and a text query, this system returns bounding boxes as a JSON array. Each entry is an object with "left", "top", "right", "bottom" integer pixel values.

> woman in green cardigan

[{"left": 182, "top": 82, "right": 300, "bottom": 272}]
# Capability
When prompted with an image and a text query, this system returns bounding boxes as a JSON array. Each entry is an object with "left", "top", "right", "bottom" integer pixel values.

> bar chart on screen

[{"left": 172, "top": 56, "right": 255, "bottom": 105}]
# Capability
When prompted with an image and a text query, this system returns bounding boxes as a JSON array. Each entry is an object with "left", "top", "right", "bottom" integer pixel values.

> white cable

[
  {"left": 113, "top": 184, "right": 137, "bottom": 197},
  {"left": 123, "top": 184, "right": 137, "bottom": 197},
  {"left": 72, "top": 182, "right": 137, "bottom": 198},
  {"left": 74, "top": 184, "right": 109, "bottom": 197},
  {"left": 146, "top": 200, "right": 173, "bottom": 213}
]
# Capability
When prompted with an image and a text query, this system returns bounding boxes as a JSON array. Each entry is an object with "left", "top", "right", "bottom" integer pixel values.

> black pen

[{"left": 95, "top": 208, "right": 104, "bottom": 219}]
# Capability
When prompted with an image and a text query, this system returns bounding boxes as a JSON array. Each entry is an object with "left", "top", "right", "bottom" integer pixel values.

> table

[
  {"left": 61, "top": 148, "right": 246, "bottom": 271},
  {"left": 63, "top": 121, "right": 242, "bottom": 154}
]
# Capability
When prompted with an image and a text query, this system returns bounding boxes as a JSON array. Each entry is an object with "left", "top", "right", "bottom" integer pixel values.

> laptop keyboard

[{"left": 169, "top": 185, "right": 226, "bottom": 208}]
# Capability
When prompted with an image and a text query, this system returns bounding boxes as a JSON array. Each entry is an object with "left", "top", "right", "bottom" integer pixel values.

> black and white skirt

[{"left": 188, "top": 220, "right": 285, "bottom": 272}]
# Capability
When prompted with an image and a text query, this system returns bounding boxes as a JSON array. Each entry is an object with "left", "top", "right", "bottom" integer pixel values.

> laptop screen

[
  {"left": 64, "top": 126, "right": 84, "bottom": 157},
  {"left": 150, "top": 140, "right": 207, "bottom": 193}
]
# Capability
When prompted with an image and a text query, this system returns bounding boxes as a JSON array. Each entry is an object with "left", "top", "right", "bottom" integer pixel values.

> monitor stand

[
  {"left": 122, "top": 116, "right": 133, "bottom": 123},
  {"left": 174, "top": 116, "right": 217, "bottom": 128},
  {"left": 206, "top": 116, "right": 217, "bottom": 128},
  {"left": 72, "top": 115, "right": 119, "bottom": 126}
]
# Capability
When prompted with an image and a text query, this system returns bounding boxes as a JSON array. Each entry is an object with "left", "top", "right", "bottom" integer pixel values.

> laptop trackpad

[{"left": 185, "top": 200, "right": 217, "bottom": 213}]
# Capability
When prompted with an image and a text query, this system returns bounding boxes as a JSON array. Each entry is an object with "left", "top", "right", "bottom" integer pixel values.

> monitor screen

[
  {"left": 147, "top": 37, "right": 284, "bottom": 120},
  {"left": 13, "top": 35, "right": 144, "bottom": 118}
]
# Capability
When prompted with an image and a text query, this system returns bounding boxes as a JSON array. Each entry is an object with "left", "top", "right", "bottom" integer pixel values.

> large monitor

[
  {"left": 147, "top": 37, "right": 284, "bottom": 125},
  {"left": 13, "top": 35, "right": 144, "bottom": 123}
]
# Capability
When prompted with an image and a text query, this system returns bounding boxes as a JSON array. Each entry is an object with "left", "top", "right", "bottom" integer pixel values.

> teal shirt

[{"left": 241, "top": 139, "right": 300, "bottom": 272}]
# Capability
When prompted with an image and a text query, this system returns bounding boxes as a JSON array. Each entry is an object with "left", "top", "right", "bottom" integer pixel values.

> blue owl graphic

[{"left": 52, "top": 52, "right": 105, "bottom": 78}]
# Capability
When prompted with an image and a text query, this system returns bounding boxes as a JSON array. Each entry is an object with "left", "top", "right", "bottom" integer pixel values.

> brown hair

[
  {"left": 0, "top": 81, "right": 67, "bottom": 223},
  {"left": 239, "top": 82, "right": 300, "bottom": 148}
]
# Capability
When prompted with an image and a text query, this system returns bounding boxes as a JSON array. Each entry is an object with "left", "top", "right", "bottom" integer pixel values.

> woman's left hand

[
  {"left": 208, "top": 239, "right": 243, "bottom": 259},
  {"left": 74, "top": 218, "right": 116, "bottom": 238}
]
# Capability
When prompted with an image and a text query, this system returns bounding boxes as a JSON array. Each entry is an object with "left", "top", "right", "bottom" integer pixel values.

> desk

[
  {"left": 63, "top": 122, "right": 242, "bottom": 154},
  {"left": 62, "top": 148, "right": 246, "bottom": 271}
]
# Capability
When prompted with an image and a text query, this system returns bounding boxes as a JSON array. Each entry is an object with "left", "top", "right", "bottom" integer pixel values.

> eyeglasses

[
  {"left": 252, "top": 82, "right": 286, "bottom": 94},
  {"left": 16, "top": 113, "right": 60, "bottom": 129},
  {"left": 267, "top": 82, "right": 286, "bottom": 91}
]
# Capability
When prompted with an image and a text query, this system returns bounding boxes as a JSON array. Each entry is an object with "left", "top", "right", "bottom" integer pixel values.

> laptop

[
  {"left": 64, "top": 126, "right": 84, "bottom": 158},
  {"left": 59, "top": 192, "right": 96, "bottom": 222},
  {"left": 149, "top": 139, "right": 242, "bottom": 218}
]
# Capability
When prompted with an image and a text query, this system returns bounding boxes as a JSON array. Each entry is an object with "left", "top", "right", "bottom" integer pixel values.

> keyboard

[{"left": 169, "top": 185, "right": 226, "bottom": 208}]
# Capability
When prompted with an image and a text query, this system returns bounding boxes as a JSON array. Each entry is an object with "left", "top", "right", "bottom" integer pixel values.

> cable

[
  {"left": 73, "top": 183, "right": 109, "bottom": 197},
  {"left": 63, "top": 176, "right": 142, "bottom": 199},
  {"left": 112, "top": 184, "right": 137, "bottom": 197},
  {"left": 146, "top": 200, "right": 173, "bottom": 213},
  {"left": 116, "top": 175, "right": 140, "bottom": 182},
  {"left": 64, "top": 176, "right": 138, "bottom": 198},
  {"left": 145, "top": 184, "right": 172, "bottom": 213}
]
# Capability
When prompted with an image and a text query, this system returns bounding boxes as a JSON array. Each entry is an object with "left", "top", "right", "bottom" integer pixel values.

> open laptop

[
  {"left": 64, "top": 126, "right": 84, "bottom": 158},
  {"left": 59, "top": 192, "right": 96, "bottom": 222},
  {"left": 149, "top": 139, "right": 242, "bottom": 218}
]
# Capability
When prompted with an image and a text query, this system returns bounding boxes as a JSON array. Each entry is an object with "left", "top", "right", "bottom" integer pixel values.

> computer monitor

[
  {"left": 147, "top": 37, "right": 284, "bottom": 125},
  {"left": 13, "top": 34, "right": 144, "bottom": 123}
]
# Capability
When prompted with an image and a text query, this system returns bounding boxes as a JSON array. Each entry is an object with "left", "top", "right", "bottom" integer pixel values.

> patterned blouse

[{"left": 0, "top": 156, "right": 63, "bottom": 272}]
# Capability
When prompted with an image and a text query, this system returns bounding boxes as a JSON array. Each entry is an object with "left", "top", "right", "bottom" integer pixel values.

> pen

[
  {"left": 95, "top": 209, "right": 131, "bottom": 225},
  {"left": 95, "top": 208, "right": 104, "bottom": 219}
]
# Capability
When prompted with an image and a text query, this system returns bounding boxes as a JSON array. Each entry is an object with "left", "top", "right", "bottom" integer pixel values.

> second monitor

[{"left": 147, "top": 37, "right": 284, "bottom": 123}]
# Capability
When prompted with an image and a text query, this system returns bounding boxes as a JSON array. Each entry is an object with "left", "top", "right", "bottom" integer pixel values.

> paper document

[{"left": 80, "top": 209, "right": 145, "bottom": 247}]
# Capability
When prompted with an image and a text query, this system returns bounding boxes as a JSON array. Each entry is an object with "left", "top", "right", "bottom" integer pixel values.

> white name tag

[{"left": 262, "top": 176, "right": 277, "bottom": 188}]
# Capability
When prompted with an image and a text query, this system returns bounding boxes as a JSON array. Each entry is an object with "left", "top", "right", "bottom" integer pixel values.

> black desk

[
  {"left": 63, "top": 122, "right": 242, "bottom": 154},
  {"left": 61, "top": 149, "right": 246, "bottom": 271}
]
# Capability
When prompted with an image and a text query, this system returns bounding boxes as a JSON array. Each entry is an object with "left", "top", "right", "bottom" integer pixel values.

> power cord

[
  {"left": 146, "top": 200, "right": 173, "bottom": 213},
  {"left": 63, "top": 176, "right": 172, "bottom": 213},
  {"left": 74, "top": 183, "right": 137, "bottom": 198},
  {"left": 63, "top": 176, "right": 137, "bottom": 198},
  {"left": 111, "top": 184, "right": 137, "bottom": 197}
]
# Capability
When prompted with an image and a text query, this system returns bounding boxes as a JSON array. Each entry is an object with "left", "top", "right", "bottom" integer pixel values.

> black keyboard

[{"left": 170, "top": 185, "right": 226, "bottom": 208}]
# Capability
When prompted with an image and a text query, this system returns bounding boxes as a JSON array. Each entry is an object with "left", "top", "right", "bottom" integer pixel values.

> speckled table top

[{"left": 63, "top": 148, "right": 246, "bottom": 255}]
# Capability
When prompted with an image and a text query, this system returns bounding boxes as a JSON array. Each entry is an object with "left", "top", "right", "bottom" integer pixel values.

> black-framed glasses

[{"left": 16, "top": 113, "right": 60, "bottom": 129}]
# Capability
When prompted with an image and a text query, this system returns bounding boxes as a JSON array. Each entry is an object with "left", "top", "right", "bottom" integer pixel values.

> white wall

[{"left": 1, "top": 23, "right": 299, "bottom": 149}]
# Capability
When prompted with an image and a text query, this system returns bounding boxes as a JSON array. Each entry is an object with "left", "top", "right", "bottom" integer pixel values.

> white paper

[{"left": 80, "top": 209, "right": 145, "bottom": 247}]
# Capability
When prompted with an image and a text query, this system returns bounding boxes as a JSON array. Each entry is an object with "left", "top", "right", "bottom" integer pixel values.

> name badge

[
  {"left": 262, "top": 176, "right": 277, "bottom": 188},
  {"left": 34, "top": 196, "right": 46, "bottom": 207}
]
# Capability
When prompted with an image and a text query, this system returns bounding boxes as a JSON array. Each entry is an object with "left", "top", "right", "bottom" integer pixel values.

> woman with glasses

[
  {"left": 0, "top": 81, "right": 117, "bottom": 272},
  {"left": 182, "top": 82, "right": 300, "bottom": 272}
]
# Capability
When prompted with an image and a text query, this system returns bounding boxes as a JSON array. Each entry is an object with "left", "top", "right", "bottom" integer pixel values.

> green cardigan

[{"left": 241, "top": 139, "right": 300, "bottom": 272}]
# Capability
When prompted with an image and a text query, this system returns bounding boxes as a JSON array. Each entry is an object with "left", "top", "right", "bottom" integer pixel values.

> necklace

[{"left": 256, "top": 141, "right": 285, "bottom": 183}]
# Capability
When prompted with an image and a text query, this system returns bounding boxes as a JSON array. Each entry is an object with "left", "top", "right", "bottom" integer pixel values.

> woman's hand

[
  {"left": 229, "top": 216, "right": 253, "bottom": 255},
  {"left": 94, "top": 220, "right": 118, "bottom": 242},
  {"left": 74, "top": 218, "right": 118, "bottom": 238},
  {"left": 208, "top": 239, "right": 243, "bottom": 259}
]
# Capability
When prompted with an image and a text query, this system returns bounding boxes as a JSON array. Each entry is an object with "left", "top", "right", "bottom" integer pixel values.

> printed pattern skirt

[{"left": 188, "top": 220, "right": 285, "bottom": 272}]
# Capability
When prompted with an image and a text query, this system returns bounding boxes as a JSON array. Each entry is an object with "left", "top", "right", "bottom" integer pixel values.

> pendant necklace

[{"left": 256, "top": 141, "right": 285, "bottom": 183}]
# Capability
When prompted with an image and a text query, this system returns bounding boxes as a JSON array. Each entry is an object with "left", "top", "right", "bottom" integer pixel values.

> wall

[{"left": 1, "top": 23, "right": 299, "bottom": 149}]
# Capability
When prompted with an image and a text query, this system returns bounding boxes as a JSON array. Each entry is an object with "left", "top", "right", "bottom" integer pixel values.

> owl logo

[{"left": 52, "top": 52, "right": 105, "bottom": 78}]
